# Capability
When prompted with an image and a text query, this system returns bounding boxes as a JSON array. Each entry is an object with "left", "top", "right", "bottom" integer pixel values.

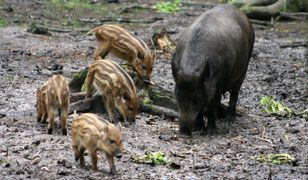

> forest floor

[{"left": 0, "top": 0, "right": 307, "bottom": 179}]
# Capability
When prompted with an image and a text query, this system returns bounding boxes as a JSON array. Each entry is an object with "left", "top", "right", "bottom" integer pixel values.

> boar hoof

[
  {"left": 226, "top": 113, "right": 236, "bottom": 122},
  {"left": 179, "top": 127, "right": 192, "bottom": 136},
  {"left": 206, "top": 126, "right": 217, "bottom": 136},
  {"left": 218, "top": 104, "right": 228, "bottom": 119},
  {"left": 62, "top": 128, "right": 67, "bottom": 135},
  {"left": 47, "top": 128, "right": 53, "bottom": 134}
]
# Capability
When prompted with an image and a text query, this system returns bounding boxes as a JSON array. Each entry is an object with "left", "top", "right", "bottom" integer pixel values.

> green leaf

[
  {"left": 259, "top": 96, "right": 294, "bottom": 117},
  {"left": 153, "top": 0, "right": 181, "bottom": 13},
  {"left": 257, "top": 153, "right": 296, "bottom": 165},
  {"left": 131, "top": 151, "right": 168, "bottom": 166}
]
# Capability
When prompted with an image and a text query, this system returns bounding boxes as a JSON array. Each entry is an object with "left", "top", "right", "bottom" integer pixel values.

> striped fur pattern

[
  {"left": 36, "top": 75, "right": 70, "bottom": 135},
  {"left": 87, "top": 24, "right": 155, "bottom": 82},
  {"left": 71, "top": 113, "right": 123, "bottom": 173},
  {"left": 86, "top": 60, "right": 139, "bottom": 123}
]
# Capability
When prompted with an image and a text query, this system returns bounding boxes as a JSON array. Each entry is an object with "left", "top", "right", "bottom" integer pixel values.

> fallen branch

[
  {"left": 279, "top": 12, "right": 308, "bottom": 21},
  {"left": 27, "top": 23, "right": 89, "bottom": 34},
  {"left": 250, "top": 19, "right": 273, "bottom": 26},
  {"left": 80, "top": 17, "right": 163, "bottom": 24},
  {"left": 180, "top": 2, "right": 216, "bottom": 9},
  {"left": 119, "top": 4, "right": 152, "bottom": 14},
  {"left": 69, "top": 92, "right": 179, "bottom": 118},
  {"left": 280, "top": 42, "right": 307, "bottom": 48},
  {"left": 0, "top": 60, "right": 21, "bottom": 99},
  {"left": 70, "top": 92, "right": 87, "bottom": 103},
  {"left": 257, "top": 136, "right": 272, "bottom": 143},
  {"left": 140, "top": 103, "right": 178, "bottom": 118}
]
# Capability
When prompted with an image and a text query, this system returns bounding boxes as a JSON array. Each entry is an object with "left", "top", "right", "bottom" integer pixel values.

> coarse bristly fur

[
  {"left": 85, "top": 59, "right": 139, "bottom": 123},
  {"left": 87, "top": 24, "right": 155, "bottom": 83},
  {"left": 71, "top": 113, "right": 123, "bottom": 174},
  {"left": 36, "top": 75, "right": 70, "bottom": 135}
]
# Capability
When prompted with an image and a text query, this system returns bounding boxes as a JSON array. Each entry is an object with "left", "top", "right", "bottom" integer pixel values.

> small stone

[
  {"left": 4, "top": 163, "right": 10, "bottom": 168},
  {"left": 32, "top": 140, "right": 40, "bottom": 146},
  {"left": 32, "top": 157, "right": 41, "bottom": 165},
  {"left": 24, "top": 145, "right": 30, "bottom": 150},
  {"left": 286, "top": 128, "right": 300, "bottom": 134},
  {"left": 41, "top": 166, "right": 49, "bottom": 171},
  {"left": 58, "top": 170, "right": 69, "bottom": 175}
]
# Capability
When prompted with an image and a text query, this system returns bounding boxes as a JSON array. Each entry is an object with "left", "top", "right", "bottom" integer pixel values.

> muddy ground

[{"left": 0, "top": 0, "right": 307, "bottom": 179}]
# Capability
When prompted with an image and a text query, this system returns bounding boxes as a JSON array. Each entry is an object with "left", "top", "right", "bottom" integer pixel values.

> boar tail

[
  {"left": 72, "top": 110, "right": 78, "bottom": 119},
  {"left": 56, "top": 88, "right": 62, "bottom": 105},
  {"left": 87, "top": 25, "right": 102, "bottom": 35}
]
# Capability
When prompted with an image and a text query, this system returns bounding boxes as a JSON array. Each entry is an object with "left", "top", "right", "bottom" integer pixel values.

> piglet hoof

[
  {"left": 74, "top": 155, "right": 79, "bottom": 162},
  {"left": 110, "top": 168, "right": 116, "bottom": 175},
  {"left": 37, "top": 117, "right": 41, "bottom": 123},
  {"left": 122, "top": 120, "right": 133, "bottom": 127},
  {"left": 47, "top": 128, "right": 53, "bottom": 134},
  {"left": 80, "top": 161, "right": 85, "bottom": 168},
  {"left": 62, "top": 128, "right": 67, "bottom": 135}
]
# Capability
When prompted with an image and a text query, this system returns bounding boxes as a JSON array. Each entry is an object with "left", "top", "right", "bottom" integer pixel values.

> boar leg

[
  {"left": 194, "top": 111, "right": 205, "bottom": 131},
  {"left": 79, "top": 146, "right": 86, "bottom": 168},
  {"left": 206, "top": 93, "right": 221, "bottom": 134},
  {"left": 86, "top": 70, "right": 95, "bottom": 99},
  {"left": 47, "top": 108, "right": 55, "bottom": 134},
  {"left": 106, "top": 153, "right": 116, "bottom": 174},
  {"left": 104, "top": 95, "right": 115, "bottom": 123},
  {"left": 41, "top": 113, "right": 48, "bottom": 123},
  {"left": 179, "top": 114, "right": 194, "bottom": 136},
  {"left": 37, "top": 111, "right": 42, "bottom": 122},
  {"left": 59, "top": 107, "right": 68, "bottom": 135},
  {"left": 41, "top": 103, "right": 48, "bottom": 123},
  {"left": 72, "top": 143, "right": 79, "bottom": 161},
  {"left": 90, "top": 150, "right": 98, "bottom": 171},
  {"left": 94, "top": 41, "right": 110, "bottom": 61},
  {"left": 228, "top": 85, "right": 241, "bottom": 122},
  {"left": 37, "top": 103, "right": 47, "bottom": 123}
]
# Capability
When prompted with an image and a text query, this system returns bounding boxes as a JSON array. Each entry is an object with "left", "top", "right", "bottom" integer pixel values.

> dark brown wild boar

[
  {"left": 71, "top": 113, "right": 123, "bottom": 174},
  {"left": 86, "top": 59, "right": 139, "bottom": 123},
  {"left": 87, "top": 24, "right": 155, "bottom": 84},
  {"left": 36, "top": 75, "right": 70, "bottom": 135},
  {"left": 172, "top": 4, "right": 255, "bottom": 135}
]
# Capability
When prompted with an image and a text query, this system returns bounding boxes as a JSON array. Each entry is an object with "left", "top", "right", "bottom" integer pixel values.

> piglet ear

[
  {"left": 114, "top": 122, "right": 123, "bottom": 131},
  {"left": 122, "top": 91, "right": 130, "bottom": 101},
  {"left": 137, "top": 51, "right": 144, "bottom": 59},
  {"left": 103, "top": 126, "right": 109, "bottom": 133}
]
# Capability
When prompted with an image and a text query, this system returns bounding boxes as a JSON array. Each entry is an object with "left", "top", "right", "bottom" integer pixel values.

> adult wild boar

[{"left": 172, "top": 4, "right": 255, "bottom": 135}]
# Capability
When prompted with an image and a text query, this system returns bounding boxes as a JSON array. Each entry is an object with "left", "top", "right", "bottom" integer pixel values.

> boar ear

[
  {"left": 115, "top": 122, "right": 123, "bottom": 131},
  {"left": 137, "top": 51, "right": 144, "bottom": 59},
  {"left": 103, "top": 126, "right": 109, "bottom": 133},
  {"left": 121, "top": 91, "right": 130, "bottom": 102}
]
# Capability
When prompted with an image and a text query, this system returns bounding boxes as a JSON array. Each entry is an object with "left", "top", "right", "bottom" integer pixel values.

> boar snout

[
  {"left": 143, "top": 79, "right": 155, "bottom": 86},
  {"left": 113, "top": 149, "right": 122, "bottom": 159},
  {"left": 127, "top": 117, "right": 136, "bottom": 123},
  {"left": 179, "top": 111, "right": 199, "bottom": 136}
]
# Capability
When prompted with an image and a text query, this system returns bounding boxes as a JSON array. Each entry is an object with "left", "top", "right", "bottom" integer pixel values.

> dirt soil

[{"left": 0, "top": 0, "right": 307, "bottom": 179}]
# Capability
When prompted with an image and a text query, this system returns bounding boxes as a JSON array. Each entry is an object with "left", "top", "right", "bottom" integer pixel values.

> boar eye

[
  {"left": 108, "top": 139, "right": 115, "bottom": 144},
  {"left": 142, "top": 65, "right": 146, "bottom": 70}
]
